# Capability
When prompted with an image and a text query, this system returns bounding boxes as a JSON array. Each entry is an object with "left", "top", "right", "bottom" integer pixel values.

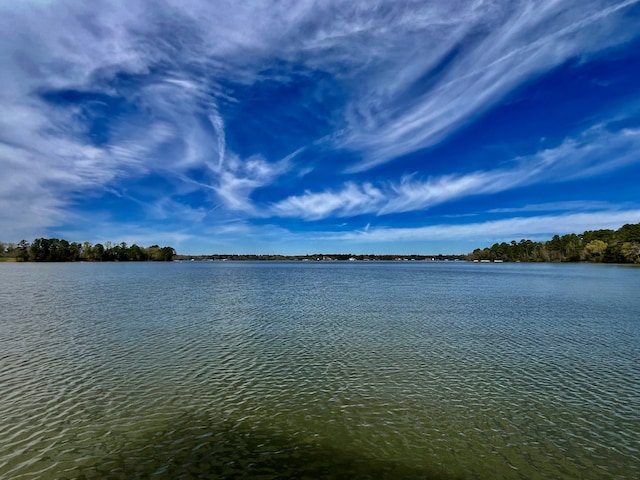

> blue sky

[{"left": 2, "top": 0, "right": 640, "bottom": 255}]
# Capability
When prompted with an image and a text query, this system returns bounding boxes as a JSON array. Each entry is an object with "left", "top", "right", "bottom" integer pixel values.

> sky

[{"left": 1, "top": 0, "right": 640, "bottom": 255}]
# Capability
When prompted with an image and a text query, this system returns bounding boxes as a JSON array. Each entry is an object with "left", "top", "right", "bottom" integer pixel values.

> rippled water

[{"left": 0, "top": 261, "right": 638, "bottom": 479}]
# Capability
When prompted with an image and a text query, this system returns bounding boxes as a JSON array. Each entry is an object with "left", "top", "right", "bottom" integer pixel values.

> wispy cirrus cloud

[
  {"left": 0, "top": 0, "right": 320, "bottom": 239},
  {"left": 271, "top": 121, "right": 640, "bottom": 220},
  {"left": 487, "top": 201, "right": 632, "bottom": 214},
  {"left": 272, "top": 182, "right": 385, "bottom": 220},
  {"left": 331, "top": 210, "right": 640, "bottom": 243},
  {"left": 330, "top": 0, "right": 640, "bottom": 171},
  {"left": 0, "top": 0, "right": 638, "bottom": 250}
]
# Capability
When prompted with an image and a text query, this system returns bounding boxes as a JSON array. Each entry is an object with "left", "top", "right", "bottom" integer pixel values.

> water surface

[{"left": 0, "top": 262, "right": 638, "bottom": 479}]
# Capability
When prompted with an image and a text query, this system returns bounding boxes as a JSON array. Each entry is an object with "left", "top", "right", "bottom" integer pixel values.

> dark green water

[{"left": 0, "top": 261, "right": 638, "bottom": 479}]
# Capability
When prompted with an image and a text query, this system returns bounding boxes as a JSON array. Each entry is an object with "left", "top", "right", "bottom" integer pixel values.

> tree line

[
  {"left": 2, "top": 223, "right": 639, "bottom": 264},
  {"left": 175, "top": 253, "right": 467, "bottom": 261},
  {"left": 0, "top": 238, "right": 176, "bottom": 262},
  {"left": 468, "top": 222, "right": 640, "bottom": 263}
]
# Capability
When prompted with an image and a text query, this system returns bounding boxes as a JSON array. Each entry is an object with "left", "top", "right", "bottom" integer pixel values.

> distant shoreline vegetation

[
  {"left": 467, "top": 222, "right": 640, "bottom": 264},
  {"left": 1, "top": 222, "right": 639, "bottom": 263},
  {"left": 0, "top": 239, "right": 176, "bottom": 262},
  {"left": 177, "top": 223, "right": 640, "bottom": 264},
  {"left": 174, "top": 253, "right": 467, "bottom": 262}
]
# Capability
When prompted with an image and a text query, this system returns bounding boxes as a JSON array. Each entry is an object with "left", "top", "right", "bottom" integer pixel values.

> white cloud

[
  {"left": 0, "top": 0, "right": 638, "bottom": 241},
  {"left": 487, "top": 201, "right": 628, "bottom": 214},
  {"left": 208, "top": 112, "right": 226, "bottom": 168},
  {"left": 272, "top": 182, "right": 385, "bottom": 220},
  {"left": 336, "top": 0, "right": 640, "bottom": 171},
  {"left": 380, "top": 171, "right": 516, "bottom": 215},
  {"left": 269, "top": 170, "right": 511, "bottom": 220},
  {"left": 272, "top": 122, "right": 640, "bottom": 220},
  {"left": 213, "top": 152, "right": 295, "bottom": 213},
  {"left": 331, "top": 210, "right": 640, "bottom": 243}
]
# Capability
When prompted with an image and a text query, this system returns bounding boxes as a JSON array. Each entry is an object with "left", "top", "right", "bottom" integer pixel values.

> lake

[{"left": 0, "top": 261, "right": 638, "bottom": 479}]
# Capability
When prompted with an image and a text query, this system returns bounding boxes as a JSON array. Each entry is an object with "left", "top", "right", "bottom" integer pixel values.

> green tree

[
  {"left": 584, "top": 239, "right": 607, "bottom": 262},
  {"left": 92, "top": 243, "right": 105, "bottom": 261},
  {"left": 621, "top": 242, "right": 640, "bottom": 263},
  {"left": 69, "top": 242, "right": 82, "bottom": 261},
  {"left": 30, "top": 238, "right": 49, "bottom": 261},
  {"left": 618, "top": 223, "right": 640, "bottom": 243},
  {"left": 17, "top": 240, "right": 30, "bottom": 261},
  {"left": 82, "top": 242, "right": 93, "bottom": 261},
  {"left": 158, "top": 246, "right": 176, "bottom": 261},
  {"left": 129, "top": 244, "right": 148, "bottom": 261}
]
